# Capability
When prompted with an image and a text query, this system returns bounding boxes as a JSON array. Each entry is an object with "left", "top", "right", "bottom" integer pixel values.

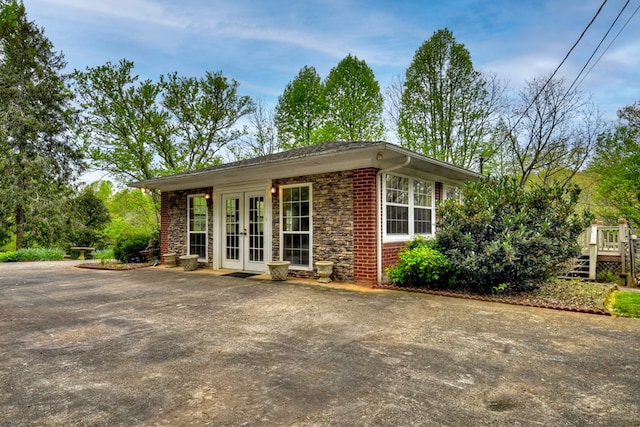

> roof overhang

[{"left": 129, "top": 143, "right": 482, "bottom": 192}]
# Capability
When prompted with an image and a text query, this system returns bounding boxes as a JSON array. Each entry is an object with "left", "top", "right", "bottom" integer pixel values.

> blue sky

[{"left": 24, "top": 0, "right": 640, "bottom": 122}]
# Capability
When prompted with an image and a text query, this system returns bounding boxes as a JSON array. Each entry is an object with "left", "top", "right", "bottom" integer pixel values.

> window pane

[
  {"left": 283, "top": 233, "right": 310, "bottom": 266},
  {"left": 414, "top": 180, "right": 433, "bottom": 207},
  {"left": 386, "top": 175, "right": 409, "bottom": 204},
  {"left": 190, "top": 196, "right": 207, "bottom": 232},
  {"left": 386, "top": 205, "right": 409, "bottom": 235},
  {"left": 190, "top": 233, "right": 206, "bottom": 259},
  {"left": 281, "top": 185, "right": 311, "bottom": 267},
  {"left": 414, "top": 208, "right": 432, "bottom": 234}
]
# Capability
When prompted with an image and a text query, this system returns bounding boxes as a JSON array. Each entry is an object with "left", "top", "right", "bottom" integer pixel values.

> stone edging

[{"left": 372, "top": 284, "right": 612, "bottom": 316}]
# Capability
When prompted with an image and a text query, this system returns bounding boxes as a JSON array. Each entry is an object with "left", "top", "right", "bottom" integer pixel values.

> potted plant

[
  {"left": 266, "top": 260, "right": 290, "bottom": 281},
  {"left": 163, "top": 253, "right": 177, "bottom": 268},
  {"left": 179, "top": 254, "right": 199, "bottom": 271},
  {"left": 315, "top": 261, "right": 334, "bottom": 283}
]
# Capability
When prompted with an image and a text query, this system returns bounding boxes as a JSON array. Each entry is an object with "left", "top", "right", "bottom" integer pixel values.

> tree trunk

[{"left": 15, "top": 204, "right": 25, "bottom": 250}]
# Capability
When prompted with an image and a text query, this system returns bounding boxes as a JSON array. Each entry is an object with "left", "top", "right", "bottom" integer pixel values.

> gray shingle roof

[{"left": 172, "top": 141, "right": 385, "bottom": 178}]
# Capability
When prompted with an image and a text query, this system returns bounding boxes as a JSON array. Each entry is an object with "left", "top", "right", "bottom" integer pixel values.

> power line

[
  {"left": 507, "top": 0, "right": 608, "bottom": 134},
  {"left": 575, "top": 1, "right": 640, "bottom": 92},
  {"left": 564, "top": 0, "right": 631, "bottom": 97}
]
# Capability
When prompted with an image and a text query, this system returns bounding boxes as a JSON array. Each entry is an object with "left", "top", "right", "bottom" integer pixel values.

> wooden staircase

[{"left": 560, "top": 254, "right": 590, "bottom": 279}]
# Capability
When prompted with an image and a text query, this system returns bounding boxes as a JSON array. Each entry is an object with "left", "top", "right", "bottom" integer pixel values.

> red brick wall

[
  {"left": 382, "top": 242, "right": 407, "bottom": 280},
  {"left": 160, "top": 192, "right": 169, "bottom": 261},
  {"left": 353, "top": 168, "right": 378, "bottom": 284}
]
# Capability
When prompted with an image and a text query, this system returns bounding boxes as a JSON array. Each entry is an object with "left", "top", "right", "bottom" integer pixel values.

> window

[
  {"left": 385, "top": 174, "right": 434, "bottom": 239},
  {"left": 281, "top": 184, "right": 312, "bottom": 268},
  {"left": 188, "top": 195, "right": 207, "bottom": 260},
  {"left": 443, "top": 185, "right": 462, "bottom": 202}
]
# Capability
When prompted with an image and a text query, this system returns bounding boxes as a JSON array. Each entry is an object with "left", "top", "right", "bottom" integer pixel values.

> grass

[
  {"left": 607, "top": 290, "right": 640, "bottom": 318},
  {"left": 0, "top": 248, "right": 65, "bottom": 262}
]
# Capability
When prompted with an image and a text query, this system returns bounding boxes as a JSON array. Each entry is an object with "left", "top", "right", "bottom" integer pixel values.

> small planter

[
  {"left": 179, "top": 254, "right": 199, "bottom": 271},
  {"left": 163, "top": 253, "right": 177, "bottom": 268},
  {"left": 316, "top": 261, "right": 334, "bottom": 283},
  {"left": 266, "top": 261, "right": 290, "bottom": 281}
]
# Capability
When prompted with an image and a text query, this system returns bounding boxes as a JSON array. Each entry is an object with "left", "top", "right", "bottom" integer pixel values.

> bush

[
  {"left": 113, "top": 234, "right": 154, "bottom": 263},
  {"left": 0, "top": 248, "right": 65, "bottom": 262},
  {"left": 436, "top": 177, "right": 592, "bottom": 294},
  {"left": 386, "top": 240, "right": 454, "bottom": 289}
]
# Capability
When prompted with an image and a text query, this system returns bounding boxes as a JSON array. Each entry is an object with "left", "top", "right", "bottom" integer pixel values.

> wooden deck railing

[{"left": 577, "top": 219, "right": 637, "bottom": 286}]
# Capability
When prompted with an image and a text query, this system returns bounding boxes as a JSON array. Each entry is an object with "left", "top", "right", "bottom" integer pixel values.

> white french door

[{"left": 221, "top": 192, "right": 266, "bottom": 271}]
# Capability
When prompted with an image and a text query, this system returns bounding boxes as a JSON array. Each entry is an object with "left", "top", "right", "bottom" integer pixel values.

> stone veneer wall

[
  {"left": 272, "top": 171, "right": 354, "bottom": 282},
  {"left": 162, "top": 187, "right": 214, "bottom": 267}
]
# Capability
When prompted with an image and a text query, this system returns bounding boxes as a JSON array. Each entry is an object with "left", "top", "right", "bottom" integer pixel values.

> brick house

[{"left": 130, "top": 141, "right": 480, "bottom": 284}]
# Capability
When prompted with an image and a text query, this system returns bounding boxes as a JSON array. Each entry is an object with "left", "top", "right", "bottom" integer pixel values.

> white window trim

[
  {"left": 279, "top": 183, "right": 313, "bottom": 270},
  {"left": 383, "top": 173, "right": 435, "bottom": 243},
  {"left": 187, "top": 194, "right": 208, "bottom": 262}
]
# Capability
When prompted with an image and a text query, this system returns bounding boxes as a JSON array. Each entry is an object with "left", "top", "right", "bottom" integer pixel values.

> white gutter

[{"left": 376, "top": 155, "right": 412, "bottom": 284}]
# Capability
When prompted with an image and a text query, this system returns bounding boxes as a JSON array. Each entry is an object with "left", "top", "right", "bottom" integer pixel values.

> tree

[
  {"left": 588, "top": 102, "right": 640, "bottom": 226},
  {"left": 436, "top": 177, "right": 592, "bottom": 293},
  {"left": 399, "top": 28, "right": 503, "bottom": 170},
  {"left": 66, "top": 187, "right": 111, "bottom": 248},
  {"left": 499, "top": 76, "right": 604, "bottom": 187},
  {"left": 228, "top": 98, "right": 280, "bottom": 160},
  {"left": 160, "top": 70, "right": 254, "bottom": 170},
  {"left": 71, "top": 59, "right": 168, "bottom": 184},
  {"left": 0, "top": 0, "right": 83, "bottom": 250},
  {"left": 71, "top": 60, "right": 254, "bottom": 184},
  {"left": 322, "top": 54, "right": 384, "bottom": 141},
  {"left": 274, "top": 65, "right": 326, "bottom": 149}
]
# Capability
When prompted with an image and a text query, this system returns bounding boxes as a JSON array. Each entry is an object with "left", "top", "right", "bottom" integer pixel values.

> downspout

[{"left": 376, "top": 155, "right": 412, "bottom": 284}]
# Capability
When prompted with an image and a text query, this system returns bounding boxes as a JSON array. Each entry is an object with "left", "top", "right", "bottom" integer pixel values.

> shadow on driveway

[{"left": 1, "top": 261, "right": 638, "bottom": 426}]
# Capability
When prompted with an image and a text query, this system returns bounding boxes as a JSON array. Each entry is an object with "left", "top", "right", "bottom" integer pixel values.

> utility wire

[
  {"left": 575, "top": 1, "right": 640, "bottom": 92},
  {"left": 507, "top": 0, "right": 608, "bottom": 134},
  {"left": 564, "top": 0, "right": 631, "bottom": 97}
]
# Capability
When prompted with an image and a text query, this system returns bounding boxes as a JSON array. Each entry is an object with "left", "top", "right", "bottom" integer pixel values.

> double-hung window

[
  {"left": 385, "top": 174, "right": 434, "bottom": 240},
  {"left": 188, "top": 195, "right": 207, "bottom": 260},
  {"left": 281, "top": 184, "right": 312, "bottom": 269}
]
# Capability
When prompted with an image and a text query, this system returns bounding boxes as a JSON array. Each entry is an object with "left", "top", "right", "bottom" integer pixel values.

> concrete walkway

[{"left": 0, "top": 261, "right": 638, "bottom": 426}]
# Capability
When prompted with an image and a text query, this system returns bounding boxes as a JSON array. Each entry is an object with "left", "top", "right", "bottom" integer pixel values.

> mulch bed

[
  {"left": 372, "top": 283, "right": 614, "bottom": 316},
  {"left": 75, "top": 262, "right": 153, "bottom": 271}
]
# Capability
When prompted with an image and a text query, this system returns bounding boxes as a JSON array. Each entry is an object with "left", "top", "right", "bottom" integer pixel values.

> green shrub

[
  {"left": 436, "top": 177, "right": 592, "bottom": 294},
  {"left": 596, "top": 269, "right": 619, "bottom": 284},
  {"left": 0, "top": 248, "right": 65, "bottom": 262},
  {"left": 113, "top": 234, "right": 154, "bottom": 263},
  {"left": 386, "top": 243, "right": 454, "bottom": 289}
]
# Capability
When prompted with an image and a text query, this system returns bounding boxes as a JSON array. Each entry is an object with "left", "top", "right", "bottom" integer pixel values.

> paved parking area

[{"left": 1, "top": 261, "right": 639, "bottom": 426}]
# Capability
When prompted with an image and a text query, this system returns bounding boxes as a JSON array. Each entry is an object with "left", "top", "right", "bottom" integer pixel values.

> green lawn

[{"left": 608, "top": 291, "right": 640, "bottom": 318}]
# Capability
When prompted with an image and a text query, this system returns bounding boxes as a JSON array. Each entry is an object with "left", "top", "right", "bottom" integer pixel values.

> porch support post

[
  {"left": 588, "top": 220, "right": 599, "bottom": 281},
  {"left": 618, "top": 218, "right": 628, "bottom": 275}
]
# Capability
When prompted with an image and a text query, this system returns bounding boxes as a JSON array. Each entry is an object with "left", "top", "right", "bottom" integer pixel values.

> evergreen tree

[{"left": 0, "top": 1, "right": 83, "bottom": 249}]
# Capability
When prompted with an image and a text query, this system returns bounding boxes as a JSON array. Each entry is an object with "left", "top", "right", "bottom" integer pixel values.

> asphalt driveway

[{"left": 0, "top": 261, "right": 638, "bottom": 426}]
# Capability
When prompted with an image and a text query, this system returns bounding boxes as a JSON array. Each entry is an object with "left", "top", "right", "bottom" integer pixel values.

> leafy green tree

[
  {"left": 589, "top": 102, "right": 640, "bottom": 226},
  {"left": 322, "top": 54, "right": 384, "bottom": 141},
  {"left": 71, "top": 60, "right": 254, "bottom": 184},
  {"left": 399, "top": 28, "right": 503, "bottom": 170},
  {"left": 275, "top": 65, "right": 326, "bottom": 149},
  {"left": 436, "top": 177, "right": 591, "bottom": 293},
  {"left": 160, "top": 70, "right": 254, "bottom": 170},
  {"left": 0, "top": 0, "right": 83, "bottom": 250},
  {"left": 91, "top": 181, "right": 158, "bottom": 242},
  {"left": 71, "top": 59, "right": 168, "bottom": 184},
  {"left": 66, "top": 187, "right": 111, "bottom": 247},
  {"left": 498, "top": 76, "right": 604, "bottom": 187}
]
